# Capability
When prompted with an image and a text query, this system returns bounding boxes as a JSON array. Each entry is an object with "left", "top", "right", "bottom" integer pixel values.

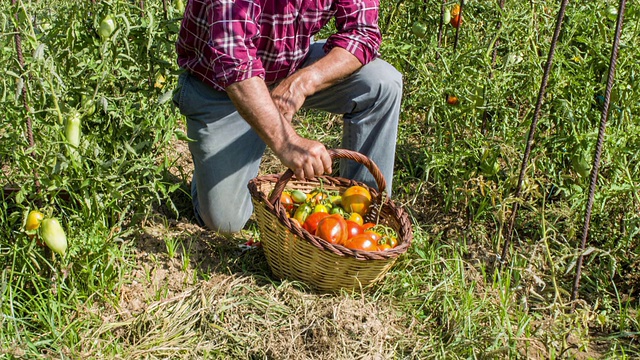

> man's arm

[
  {"left": 226, "top": 77, "right": 333, "bottom": 181},
  {"left": 270, "top": 47, "right": 363, "bottom": 122}
]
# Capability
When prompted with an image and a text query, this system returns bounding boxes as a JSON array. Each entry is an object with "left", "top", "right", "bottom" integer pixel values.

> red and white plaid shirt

[{"left": 176, "top": 0, "right": 381, "bottom": 91}]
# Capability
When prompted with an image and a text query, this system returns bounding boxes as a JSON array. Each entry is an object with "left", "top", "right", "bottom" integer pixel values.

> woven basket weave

[{"left": 248, "top": 149, "right": 413, "bottom": 292}]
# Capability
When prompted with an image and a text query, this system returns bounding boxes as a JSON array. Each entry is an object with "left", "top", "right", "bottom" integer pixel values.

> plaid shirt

[{"left": 176, "top": 0, "right": 381, "bottom": 91}]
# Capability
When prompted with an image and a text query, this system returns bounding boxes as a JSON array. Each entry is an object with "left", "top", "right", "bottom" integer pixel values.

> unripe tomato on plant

[
  {"left": 65, "top": 111, "right": 81, "bottom": 147},
  {"left": 443, "top": 9, "right": 451, "bottom": 25},
  {"left": 97, "top": 14, "right": 116, "bottom": 40},
  {"left": 175, "top": 0, "right": 185, "bottom": 13},
  {"left": 40, "top": 218, "right": 68, "bottom": 256}
]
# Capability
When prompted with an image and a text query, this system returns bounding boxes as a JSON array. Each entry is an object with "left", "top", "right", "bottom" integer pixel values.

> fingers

[{"left": 287, "top": 141, "right": 332, "bottom": 181}]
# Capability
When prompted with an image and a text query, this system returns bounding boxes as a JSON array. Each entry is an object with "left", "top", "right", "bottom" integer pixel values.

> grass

[{"left": 2, "top": 0, "right": 640, "bottom": 358}]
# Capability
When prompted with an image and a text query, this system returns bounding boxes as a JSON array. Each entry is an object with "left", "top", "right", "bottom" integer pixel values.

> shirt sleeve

[
  {"left": 324, "top": 0, "right": 381, "bottom": 65},
  {"left": 177, "top": 0, "right": 265, "bottom": 89}
]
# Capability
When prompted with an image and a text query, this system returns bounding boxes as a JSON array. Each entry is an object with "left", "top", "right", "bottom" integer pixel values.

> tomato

[
  {"left": 65, "top": 111, "right": 81, "bottom": 147},
  {"left": 341, "top": 186, "right": 372, "bottom": 216},
  {"left": 345, "top": 220, "right": 363, "bottom": 239},
  {"left": 364, "top": 230, "right": 382, "bottom": 244},
  {"left": 329, "top": 195, "right": 342, "bottom": 206},
  {"left": 291, "top": 190, "right": 307, "bottom": 204},
  {"left": 362, "top": 222, "right": 376, "bottom": 231},
  {"left": 345, "top": 233, "right": 378, "bottom": 251},
  {"left": 303, "top": 212, "right": 330, "bottom": 234},
  {"left": 26, "top": 210, "right": 45, "bottom": 231},
  {"left": 379, "top": 235, "right": 398, "bottom": 248},
  {"left": 446, "top": 94, "right": 459, "bottom": 106},
  {"left": 348, "top": 212, "right": 364, "bottom": 226},
  {"left": 98, "top": 14, "right": 116, "bottom": 39},
  {"left": 308, "top": 190, "right": 328, "bottom": 205},
  {"left": 377, "top": 243, "right": 392, "bottom": 251},
  {"left": 40, "top": 218, "right": 67, "bottom": 256},
  {"left": 313, "top": 204, "right": 329, "bottom": 214},
  {"left": 293, "top": 203, "right": 312, "bottom": 224},
  {"left": 451, "top": 4, "right": 461, "bottom": 17},
  {"left": 330, "top": 206, "right": 345, "bottom": 216},
  {"left": 443, "top": 9, "right": 451, "bottom": 25},
  {"left": 411, "top": 22, "right": 427, "bottom": 38},
  {"left": 315, "top": 214, "right": 348, "bottom": 245},
  {"left": 450, "top": 14, "right": 462, "bottom": 28},
  {"left": 175, "top": 0, "right": 185, "bottom": 13},
  {"left": 281, "top": 192, "right": 295, "bottom": 213}
]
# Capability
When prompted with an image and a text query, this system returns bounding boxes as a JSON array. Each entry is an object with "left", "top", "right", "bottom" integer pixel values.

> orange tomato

[
  {"left": 345, "top": 233, "right": 378, "bottom": 251},
  {"left": 451, "top": 4, "right": 461, "bottom": 17},
  {"left": 281, "top": 192, "right": 294, "bottom": 213},
  {"left": 341, "top": 186, "right": 372, "bottom": 216},
  {"left": 377, "top": 243, "right": 392, "bottom": 251},
  {"left": 446, "top": 94, "right": 459, "bottom": 105}
]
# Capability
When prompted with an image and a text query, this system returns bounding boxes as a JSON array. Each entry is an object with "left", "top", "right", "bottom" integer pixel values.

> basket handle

[{"left": 267, "top": 148, "right": 387, "bottom": 205}]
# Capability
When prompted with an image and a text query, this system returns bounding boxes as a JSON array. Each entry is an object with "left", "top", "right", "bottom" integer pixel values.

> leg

[
  {"left": 302, "top": 42, "right": 402, "bottom": 195},
  {"left": 173, "top": 72, "right": 266, "bottom": 233}
]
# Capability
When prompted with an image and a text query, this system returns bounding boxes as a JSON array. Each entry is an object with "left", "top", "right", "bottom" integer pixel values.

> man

[{"left": 173, "top": 0, "right": 402, "bottom": 234}]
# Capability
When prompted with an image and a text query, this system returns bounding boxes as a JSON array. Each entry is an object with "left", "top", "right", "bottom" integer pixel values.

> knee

[
  {"left": 373, "top": 61, "right": 403, "bottom": 98},
  {"left": 199, "top": 201, "right": 252, "bottom": 235}
]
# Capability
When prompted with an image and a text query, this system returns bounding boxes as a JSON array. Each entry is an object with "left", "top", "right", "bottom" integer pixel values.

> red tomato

[
  {"left": 303, "top": 212, "right": 330, "bottom": 234},
  {"left": 451, "top": 14, "right": 462, "bottom": 28},
  {"left": 315, "top": 214, "right": 348, "bottom": 245},
  {"left": 345, "top": 220, "right": 363, "bottom": 239},
  {"left": 345, "top": 233, "right": 378, "bottom": 251}
]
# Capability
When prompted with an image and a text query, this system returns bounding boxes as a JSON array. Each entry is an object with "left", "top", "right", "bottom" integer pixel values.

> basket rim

[{"left": 248, "top": 173, "right": 413, "bottom": 261}]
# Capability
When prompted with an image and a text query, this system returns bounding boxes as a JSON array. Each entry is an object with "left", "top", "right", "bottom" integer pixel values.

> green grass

[{"left": 2, "top": 0, "right": 640, "bottom": 358}]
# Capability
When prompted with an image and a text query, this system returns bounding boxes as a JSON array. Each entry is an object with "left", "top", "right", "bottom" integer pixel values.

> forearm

[
  {"left": 226, "top": 77, "right": 295, "bottom": 154},
  {"left": 290, "top": 47, "right": 364, "bottom": 96}
]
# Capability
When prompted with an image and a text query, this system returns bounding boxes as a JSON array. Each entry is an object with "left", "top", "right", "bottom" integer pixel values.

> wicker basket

[{"left": 248, "top": 149, "right": 413, "bottom": 293}]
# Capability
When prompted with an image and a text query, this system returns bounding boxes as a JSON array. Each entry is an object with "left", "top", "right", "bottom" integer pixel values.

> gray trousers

[{"left": 173, "top": 42, "right": 402, "bottom": 233}]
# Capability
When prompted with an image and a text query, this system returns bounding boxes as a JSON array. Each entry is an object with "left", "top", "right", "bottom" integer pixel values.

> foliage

[{"left": 1, "top": 0, "right": 639, "bottom": 358}]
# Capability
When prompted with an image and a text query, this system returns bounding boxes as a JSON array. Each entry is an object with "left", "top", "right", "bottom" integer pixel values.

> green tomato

[
  {"left": 443, "top": 10, "right": 451, "bottom": 25},
  {"left": 291, "top": 190, "right": 307, "bottom": 204},
  {"left": 65, "top": 111, "right": 81, "bottom": 147},
  {"left": 175, "top": 0, "right": 185, "bottom": 13},
  {"left": 40, "top": 218, "right": 68, "bottom": 256},
  {"left": 98, "top": 14, "right": 116, "bottom": 39},
  {"left": 411, "top": 22, "right": 427, "bottom": 38},
  {"left": 293, "top": 203, "right": 312, "bottom": 224}
]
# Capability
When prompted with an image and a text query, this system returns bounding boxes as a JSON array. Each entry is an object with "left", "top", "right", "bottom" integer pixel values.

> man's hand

[
  {"left": 227, "top": 77, "right": 331, "bottom": 180},
  {"left": 270, "top": 47, "right": 363, "bottom": 122}
]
